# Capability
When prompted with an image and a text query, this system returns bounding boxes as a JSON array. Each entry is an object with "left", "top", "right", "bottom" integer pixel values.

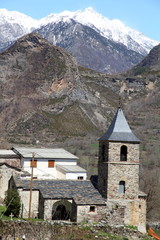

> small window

[
  {"left": 119, "top": 181, "right": 125, "bottom": 194},
  {"left": 78, "top": 176, "right": 84, "bottom": 180},
  {"left": 89, "top": 206, "right": 95, "bottom": 212},
  {"left": 102, "top": 144, "right": 105, "bottom": 161},
  {"left": 48, "top": 160, "right": 55, "bottom": 168},
  {"left": 120, "top": 145, "right": 127, "bottom": 161},
  {"left": 30, "top": 159, "right": 37, "bottom": 168}
]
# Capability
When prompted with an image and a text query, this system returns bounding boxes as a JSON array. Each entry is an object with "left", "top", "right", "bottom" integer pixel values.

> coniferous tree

[{"left": 4, "top": 189, "right": 21, "bottom": 218}]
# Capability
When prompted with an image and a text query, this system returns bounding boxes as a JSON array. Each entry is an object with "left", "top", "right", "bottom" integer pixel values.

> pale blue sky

[{"left": 1, "top": 0, "right": 160, "bottom": 41}]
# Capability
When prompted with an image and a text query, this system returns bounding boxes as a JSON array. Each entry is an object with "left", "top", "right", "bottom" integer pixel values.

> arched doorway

[
  {"left": 52, "top": 204, "right": 68, "bottom": 220},
  {"left": 52, "top": 200, "right": 72, "bottom": 220}
]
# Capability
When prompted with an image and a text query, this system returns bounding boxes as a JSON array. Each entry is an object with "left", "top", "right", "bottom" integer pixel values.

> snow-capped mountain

[
  {"left": 35, "top": 19, "right": 144, "bottom": 74},
  {"left": 39, "top": 7, "right": 158, "bottom": 55},
  {"left": 0, "top": 9, "right": 38, "bottom": 43},
  {"left": 0, "top": 7, "right": 159, "bottom": 73}
]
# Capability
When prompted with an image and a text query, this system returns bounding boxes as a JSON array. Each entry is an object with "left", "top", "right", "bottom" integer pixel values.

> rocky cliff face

[
  {"left": 129, "top": 43, "right": 160, "bottom": 75},
  {"left": 0, "top": 33, "right": 120, "bottom": 145}
]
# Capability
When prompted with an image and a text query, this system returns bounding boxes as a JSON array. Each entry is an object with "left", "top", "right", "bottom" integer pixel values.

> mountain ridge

[
  {"left": 0, "top": 8, "right": 159, "bottom": 74},
  {"left": 39, "top": 7, "right": 158, "bottom": 55},
  {"left": 35, "top": 19, "right": 143, "bottom": 74}
]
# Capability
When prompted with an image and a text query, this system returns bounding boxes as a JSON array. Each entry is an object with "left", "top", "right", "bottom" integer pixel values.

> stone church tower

[{"left": 98, "top": 108, "right": 146, "bottom": 232}]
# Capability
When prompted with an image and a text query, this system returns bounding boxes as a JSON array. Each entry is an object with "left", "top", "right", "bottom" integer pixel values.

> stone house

[
  {"left": 12, "top": 147, "right": 87, "bottom": 180},
  {"left": 9, "top": 177, "right": 106, "bottom": 221}
]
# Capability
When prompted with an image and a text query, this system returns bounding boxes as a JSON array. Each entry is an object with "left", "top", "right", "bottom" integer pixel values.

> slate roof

[
  {"left": 99, "top": 108, "right": 140, "bottom": 142},
  {"left": 12, "top": 147, "right": 78, "bottom": 160},
  {"left": 14, "top": 177, "right": 105, "bottom": 205},
  {"left": 56, "top": 165, "right": 87, "bottom": 173},
  {"left": 0, "top": 150, "right": 19, "bottom": 158}
]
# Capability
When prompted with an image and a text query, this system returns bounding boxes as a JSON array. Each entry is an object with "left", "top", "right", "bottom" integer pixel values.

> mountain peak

[{"left": 5, "top": 33, "right": 53, "bottom": 54}]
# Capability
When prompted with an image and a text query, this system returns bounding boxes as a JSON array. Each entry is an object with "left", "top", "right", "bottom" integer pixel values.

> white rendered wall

[
  {"left": 56, "top": 170, "right": 66, "bottom": 179},
  {"left": 56, "top": 170, "right": 87, "bottom": 180},
  {"left": 22, "top": 158, "right": 77, "bottom": 179},
  {"left": 66, "top": 172, "right": 87, "bottom": 180}
]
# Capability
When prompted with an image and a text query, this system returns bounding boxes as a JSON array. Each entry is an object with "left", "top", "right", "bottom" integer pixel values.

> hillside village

[{"left": 0, "top": 108, "right": 147, "bottom": 236}]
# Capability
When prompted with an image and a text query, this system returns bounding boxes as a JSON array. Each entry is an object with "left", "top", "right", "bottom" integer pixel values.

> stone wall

[
  {"left": 108, "top": 142, "right": 140, "bottom": 163},
  {"left": 0, "top": 220, "right": 147, "bottom": 240},
  {"left": 106, "top": 198, "right": 146, "bottom": 233},
  {"left": 138, "top": 196, "right": 147, "bottom": 233},
  {"left": 107, "top": 163, "right": 139, "bottom": 199},
  {"left": 106, "top": 201, "right": 125, "bottom": 226},
  {"left": 42, "top": 199, "right": 106, "bottom": 224},
  {"left": 0, "top": 221, "right": 57, "bottom": 240},
  {"left": 43, "top": 199, "right": 73, "bottom": 221},
  {"left": 77, "top": 205, "right": 106, "bottom": 223},
  {"left": 98, "top": 141, "right": 140, "bottom": 199}
]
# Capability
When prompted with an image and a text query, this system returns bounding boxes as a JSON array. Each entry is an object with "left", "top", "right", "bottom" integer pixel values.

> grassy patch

[
  {"left": 0, "top": 205, "right": 19, "bottom": 221},
  {"left": 125, "top": 225, "right": 137, "bottom": 230},
  {"left": 90, "top": 143, "right": 99, "bottom": 148}
]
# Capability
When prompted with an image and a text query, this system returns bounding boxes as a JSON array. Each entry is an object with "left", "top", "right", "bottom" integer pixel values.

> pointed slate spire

[{"left": 99, "top": 108, "right": 140, "bottom": 142}]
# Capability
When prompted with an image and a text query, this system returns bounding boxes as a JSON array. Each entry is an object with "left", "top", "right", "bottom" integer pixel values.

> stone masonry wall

[
  {"left": 43, "top": 199, "right": 73, "bottom": 221},
  {"left": 108, "top": 142, "right": 139, "bottom": 163},
  {"left": 106, "top": 197, "right": 146, "bottom": 233},
  {"left": 98, "top": 141, "right": 140, "bottom": 200},
  {"left": 77, "top": 205, "right": 106, "bottom": 223},
  {"left": 0, "top": 220, "right": 146, "bottom": 240},
  {"left": 108, "top": 163, "right": 139, "bottom": 199},
  {"left": 107, "top": 142, "right": 139, "bottom": 200},
  {"left": 138, "top": 197, "right": 147, "bottom": 231}
]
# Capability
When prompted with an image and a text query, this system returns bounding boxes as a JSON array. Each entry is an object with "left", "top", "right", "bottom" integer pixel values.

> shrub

[{"left": 4, "top": 189, "right": 21, "bottom": 218}]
